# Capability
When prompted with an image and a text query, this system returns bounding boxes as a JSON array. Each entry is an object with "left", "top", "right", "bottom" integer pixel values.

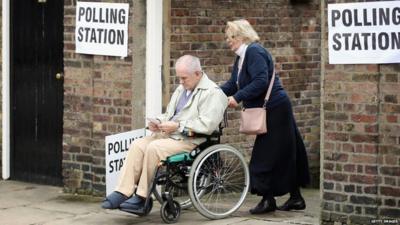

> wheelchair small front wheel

[
  {"left": 160, "top": 200, "right": 181, "bottom": 224},
  {"left": 153, "top": 169, "right": 192, "bottom": 210}
]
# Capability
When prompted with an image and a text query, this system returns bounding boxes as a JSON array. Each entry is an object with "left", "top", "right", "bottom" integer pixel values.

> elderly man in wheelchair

[{"left": 102, "top": 55, "right": 250, "bottom": 223}]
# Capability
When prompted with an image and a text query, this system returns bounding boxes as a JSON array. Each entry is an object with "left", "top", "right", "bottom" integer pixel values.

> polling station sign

[
  {"left": 328, "top": 1, "right": 400, "bottom": 64},
  {"left": 105, "top": 129, "right": 145, "bottom": 195},
  {"left": 75, "top": 2, "right": 129, "bottom": 57}
]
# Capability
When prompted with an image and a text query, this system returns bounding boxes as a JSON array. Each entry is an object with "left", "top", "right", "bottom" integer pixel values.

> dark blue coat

[
  {"left": 221, "top": 42, "right": 286, "bottom": 109},
  {"left": 221, "top": 43, "right": 310, "bottom": 196}
]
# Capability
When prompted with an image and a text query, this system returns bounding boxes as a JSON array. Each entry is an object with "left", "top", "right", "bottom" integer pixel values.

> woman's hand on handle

[{"left": 227, "top": 96, "right": 239, "bottom": 108}]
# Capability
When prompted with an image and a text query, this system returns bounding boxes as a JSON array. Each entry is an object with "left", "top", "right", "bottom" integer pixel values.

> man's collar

[
  {"left": 182, "top": 73, "right": 209, "bottom": 92},
  {"left": 195, "top": 73, "right": 210, "bottom": 90},
  {"left": 178, "top": 73, "right": 210, "bottom": 93}
]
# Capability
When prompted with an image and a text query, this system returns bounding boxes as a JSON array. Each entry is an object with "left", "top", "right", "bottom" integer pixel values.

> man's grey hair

[{"left": 175, "top": 55, "right": 202, "bottom": 75}]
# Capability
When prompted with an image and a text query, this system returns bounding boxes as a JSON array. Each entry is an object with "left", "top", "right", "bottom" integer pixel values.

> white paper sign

[
  {"left": 105, "top": 129, "right": 145, "bottom": 195},
  {"left": 328, "top": 1, "right": 400, "bottom": 64},
  {"left": 75, "top": 2, "right": 129, "bottom": 57}
]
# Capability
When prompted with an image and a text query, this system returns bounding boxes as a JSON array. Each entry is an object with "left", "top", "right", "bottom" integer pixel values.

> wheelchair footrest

[
  {"left": 120, "top": 207, "right": 147, "bottom": 216},
  {"left": 119, "top": 197, "right": 153, "bottom": 217}
]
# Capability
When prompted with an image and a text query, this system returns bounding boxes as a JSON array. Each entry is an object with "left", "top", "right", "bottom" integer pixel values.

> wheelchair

[{"left": 120, "top": 127, "right": 250, "bottom": 223}]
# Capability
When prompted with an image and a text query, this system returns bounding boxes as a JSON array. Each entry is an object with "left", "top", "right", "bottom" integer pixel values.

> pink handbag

[{"left": 239, "top": 69, "right": 275, "bottom": 135}]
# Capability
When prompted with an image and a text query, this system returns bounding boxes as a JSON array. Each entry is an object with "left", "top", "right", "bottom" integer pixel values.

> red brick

[
  {"left": 112, "top": 116, "right": 132, "bottom": 124},
  {"left": 93, "top": 115, "right": 111, "bottom": 122},
  {"left": 342, "top": 144, "right": 354, "bottom": 152},
  {"left": 363, "top": 145, "right": 378, "bottom": 154},
  {"left": 172, "top": 9, "right": 189, "bottom": 17},
  {"left": 324, "top": 172, "right": 332, "bottom": 180},
  {"left": 351, "top": 155, "right": 377, "bottom": 164},
  {"left": 386, "top": 115, "right": 398, "bottom": 123},
  {"left": 326, "top": 132, "right": 349, "bottom": 142},
  {"left": 350, "top": 175, "right": 378, "bottom": 185},
  {"left": 364, "top": 186, "right": 378, "bottom": 194},
  {"left": 343, "top": 164, "right": 355, "bottom": 172},
  {"left": 380, "top": 167, "right": 400, "bottom": 176},
  {"left": 380, "top": 187, "right": 400, "bottom": 197},
  {"left": 365, "top": 166, "right": 378, "bottom": 175},
  {"left": 333, "top": 153, "right": 349, "bottom": 162},
  {"left": 76, "top": 155, "right": 92, "bottom": 163},
  {"left": 351, "top": 115, "right": 377, "bottom": 123},
  {"left": 384, "top": 177, "right": 397, "bottom": 186},
  {"left": 332, "top": 173, "right": 348, "bottom": 182},
  {"left": 384, "top": 156, "right": 397, "bottom": 165},
  {"left": 350, "top": 134, "right": 378, "bottom": 143},
  {"left": 324, "top": 163, "right": 334, "bottom": 171}
]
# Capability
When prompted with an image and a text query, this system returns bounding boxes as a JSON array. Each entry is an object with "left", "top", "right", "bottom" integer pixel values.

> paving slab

[
  {"left": 0, "top": 206, "right": 74, "bottom": 225},
  {"left": 0, "top": 180, "right": 320, "bottom": 225}
]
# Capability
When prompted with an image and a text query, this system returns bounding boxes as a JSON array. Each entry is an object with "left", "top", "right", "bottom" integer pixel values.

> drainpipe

[
  {"left": 2, "top": 0, "right": 10, "bottom": 179},
  {"left": 145, "top": 0, "right": 163, "bottom": 119}
]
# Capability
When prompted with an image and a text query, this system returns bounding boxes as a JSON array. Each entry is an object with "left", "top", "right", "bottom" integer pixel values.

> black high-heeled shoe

[{"left": 249, "top": 197, "right": 276, "bottom": 214}]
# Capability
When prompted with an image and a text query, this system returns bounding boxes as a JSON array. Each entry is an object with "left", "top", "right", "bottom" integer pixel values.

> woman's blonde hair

[{"left": 226, "top": 19, "right": 260, "bottom": 44}]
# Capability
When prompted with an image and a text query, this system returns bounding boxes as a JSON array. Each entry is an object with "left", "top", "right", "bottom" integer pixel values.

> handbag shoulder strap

[{"left": 264, "top": 68, "right": 275, "bottom": 102}]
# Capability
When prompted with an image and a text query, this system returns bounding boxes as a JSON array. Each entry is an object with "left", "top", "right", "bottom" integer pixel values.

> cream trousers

[{"left": 115, "top": 134, "right": 195, "bottom": 198}]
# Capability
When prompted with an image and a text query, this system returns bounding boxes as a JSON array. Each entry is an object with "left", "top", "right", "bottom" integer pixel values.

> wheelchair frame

[{"left": 120, "top": 128, "right": 250, "bottom": 223}]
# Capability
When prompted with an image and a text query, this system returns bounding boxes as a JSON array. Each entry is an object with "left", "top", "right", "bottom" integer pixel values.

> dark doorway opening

[{"left": 10, "top": 0, "right": 64, "bottom": 186}]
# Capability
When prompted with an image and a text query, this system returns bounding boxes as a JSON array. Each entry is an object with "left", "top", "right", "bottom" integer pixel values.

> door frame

[
  {"left": 2, "top": 0, "right": 11, "bottom": 179},
  {"left": 145, "top": 0, "right": 163, "bottom": 119}
]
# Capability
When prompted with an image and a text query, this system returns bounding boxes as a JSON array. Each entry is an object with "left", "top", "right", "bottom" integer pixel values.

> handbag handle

[{"left": 263, "top": 68, "right": 275, "bottom": 107}]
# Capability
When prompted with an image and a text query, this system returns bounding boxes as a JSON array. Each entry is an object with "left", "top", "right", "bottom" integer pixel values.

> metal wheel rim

[{"left": 192, "top": 146, "right": 249, "bottom": 217}]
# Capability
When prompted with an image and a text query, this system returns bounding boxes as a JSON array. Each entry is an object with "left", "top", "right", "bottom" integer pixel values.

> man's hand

[
  {"left": 227, "top": 96, "right": 239, "bottom": 108},
  {"left": 158, "top": 121, "right": 179, "bottom": 134},
  {"left": 148, "top": 122, "right": 160, "bottom": 132}
]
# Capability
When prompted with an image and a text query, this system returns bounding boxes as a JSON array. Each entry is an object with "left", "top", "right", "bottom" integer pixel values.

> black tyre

[{"left": 160, "top": 200, "right": 181, "bottom": 224}]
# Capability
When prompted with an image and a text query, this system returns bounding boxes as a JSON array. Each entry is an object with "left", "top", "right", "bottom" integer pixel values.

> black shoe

[
  {"left": 120, "top": 195, "right": 145, "bottom": 211},
  {"left": 101, "top": 191, "right": 129, "bottom": 209},
  {"left": 277, "top": 197, "right": 306, "bottom": 211},
  {"left": 249, "top": 197, "right": 276, "bottom": 214}
]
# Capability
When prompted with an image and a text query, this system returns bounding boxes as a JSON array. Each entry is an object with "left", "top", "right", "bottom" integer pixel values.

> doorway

[{"left": 10, "top": 0, "right": 64, "bottom": 185}]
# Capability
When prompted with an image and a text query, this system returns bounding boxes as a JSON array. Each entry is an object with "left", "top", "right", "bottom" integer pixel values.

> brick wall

[
  {"left": 378, "top": 64, "right": 400, "bottom": 219},
  {"left": 60, "top": 0, "right": 322, "bottom": 194},
  {"left": 0, "top": 1, "right": 2, "bottom": 178},
  {"left": 62, "top": 0, "right": 146, "bottom": 194},
  {"left": 169, "top": 0, "right": 321, "bottom": 187},
  {"left": 321, "top": 0, "right": 400, "bottom": 224}
]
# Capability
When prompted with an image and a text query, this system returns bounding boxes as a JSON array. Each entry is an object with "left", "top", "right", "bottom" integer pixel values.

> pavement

[{"left": 0, "top": 180, "right": 320, "bottom": 225}]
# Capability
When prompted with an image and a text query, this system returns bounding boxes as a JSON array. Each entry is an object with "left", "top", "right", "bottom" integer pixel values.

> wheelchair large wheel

[{"left": 188, "top": 144, "right": 249, "bottom": 220}]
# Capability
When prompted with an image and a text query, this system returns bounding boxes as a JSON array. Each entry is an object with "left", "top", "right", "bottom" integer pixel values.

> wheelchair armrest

[
  {"left": 206, "top": 130, "right": 222, "bottom": 138},
  {"left": 183, "top": 129, "right": 222, "bottom": 138},
  {"left": 214, "top": 129, "right": 223, "bottom": 136}
]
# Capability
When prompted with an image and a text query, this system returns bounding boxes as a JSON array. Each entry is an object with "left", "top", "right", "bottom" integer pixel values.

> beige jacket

[{"left": 157, "top": 74, "right": 228, "bottom": 145}]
